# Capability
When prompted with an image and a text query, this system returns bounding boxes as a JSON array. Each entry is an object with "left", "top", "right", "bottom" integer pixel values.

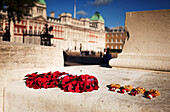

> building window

[
  {"left": 111, "top": 45, "right": 114, "bottom": 49},
  {"left": 116, "top": 39, "right": 118, "bottom": 43},
  {"left": 116, "top": 34, "right": 118, "bottom": 37},
  {"left": 107, "top": 39, "right": 109, "bottom": 43},
  {"left": 112, "top": 34, "right": 114, "bottom": 37},
  {"left": 120, "top": 46, "right": 122, "bottom": 49},
  {"left": 107, "top": 34, "right": 110, "bottom": 37},
  {"left": 19, "top": 28, "right": 22, "bottom": 33},
  {"left": 23, "top": 21, "right": 25, "bottom": 25},
  {"left": 37, "top": 8, "right": 43, "bottom": 14},
  {"left": 115, "top": 45, "right": 118, "bottom": 49},
  {"left": 120, "top": 39, "right": 122, "bottom": 43},
  {"left": 120, "top": 34, "right": 123, "bottom": 37},
  {"left": 107, "top": 45, "right": 109, "bottom": 48},
  {"left": 23, "top": 28, "right": 26, "bottom": 33},
  {"left": 19, "top": 21, "right": 21, "bottom": 25},
  {"left": 112, "top": 39, "right": 114, "bottom": 43},
  {"left": 14, "top": 27, "right": 17, "bottom": 33}
]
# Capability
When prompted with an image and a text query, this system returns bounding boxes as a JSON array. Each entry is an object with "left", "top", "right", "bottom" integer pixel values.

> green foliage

[
  {"left": 1, "top": 0, "right": 38, "bottom": 22},
  {"left": 0, "top": 0, "right": 38, "bottom": 40}
]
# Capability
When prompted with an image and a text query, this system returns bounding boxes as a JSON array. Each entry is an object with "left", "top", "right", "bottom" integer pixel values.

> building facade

[
  {"left": 105, "top": 26, "right": 127, "bottom": 51},
  {"left": 0, "top": 0, "right": 105, "bottom": 52}
]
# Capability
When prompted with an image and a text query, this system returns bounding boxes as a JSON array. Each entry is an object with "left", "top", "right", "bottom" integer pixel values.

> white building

[{"left": 0, "top": 0, "right": 105, "bottom": 52}]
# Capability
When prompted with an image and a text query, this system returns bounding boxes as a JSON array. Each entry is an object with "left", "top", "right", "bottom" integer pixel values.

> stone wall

[
  {"left": 0, "top": 41, "right": 63, "bottom": 70},
  {"left": 0, "top": 41, "right": 64, "bottom": 112},
  {"left": 109, "top": 9, "right": 170, "bottom": 71}
]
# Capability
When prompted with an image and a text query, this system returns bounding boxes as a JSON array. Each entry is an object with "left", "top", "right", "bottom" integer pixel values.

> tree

[{"left": 0, "top": 0, "right": 38, "bottom": 41}]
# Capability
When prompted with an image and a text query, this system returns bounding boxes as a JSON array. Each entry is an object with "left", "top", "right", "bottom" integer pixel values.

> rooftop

[
  {"left": 90, "top": 12, "right": 104, "bottom": 22},
  {"left": 38, "top": 0, "right": 46, "bottom": 5}
]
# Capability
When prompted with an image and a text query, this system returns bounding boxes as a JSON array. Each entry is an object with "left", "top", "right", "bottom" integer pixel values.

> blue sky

[{"left": 46, "top": 0, "right": 170, "bottom": 28}]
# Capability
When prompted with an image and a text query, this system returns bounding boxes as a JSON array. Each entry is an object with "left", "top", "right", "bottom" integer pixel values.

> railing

[{"left": 0, "top": 35, "right": 3, "bottom": 41}]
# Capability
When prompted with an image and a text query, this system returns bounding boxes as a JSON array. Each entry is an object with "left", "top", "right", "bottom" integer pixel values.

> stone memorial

[
  {"left": 109, "top": 9, "right": 170, "bottom": 71},
  {"left": 0, "top": 41, "right": 63, "bottom": 112}
]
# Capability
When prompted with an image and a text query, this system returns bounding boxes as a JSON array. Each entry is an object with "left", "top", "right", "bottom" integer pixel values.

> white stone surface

[
  {"left": 3, "top": 66, "right": 170, "bottom": 112},
  {"left": 0, "top": 41, "right": 64, "bottom": 112},
  {"left": 109, "top": 9, "right": 170, "bottom": 71}
]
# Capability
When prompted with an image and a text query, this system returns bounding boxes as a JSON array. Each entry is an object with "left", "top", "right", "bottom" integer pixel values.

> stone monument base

[
  {"left": 109, "top": 54, "right": 170, "bottom": 71},
  {"left": 109, "top": 9, "right": 170, "bottom": 71},
  {"left": 3, "top": 66, "right": 170, "bottom": 112}
]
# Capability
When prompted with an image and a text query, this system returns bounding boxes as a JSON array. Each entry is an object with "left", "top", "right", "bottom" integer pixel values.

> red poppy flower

[
  {"left": 74, "top": 81, "right": 81, "bottom": 93},
  {"left": 84, "top": 80, "right": 93, "bottom": 92},
  {"left": 67, "top": 82, "right": 75, "bottom": 92},
  {"left": 25, "top": 71, "right": 99, "bottom": 93}
]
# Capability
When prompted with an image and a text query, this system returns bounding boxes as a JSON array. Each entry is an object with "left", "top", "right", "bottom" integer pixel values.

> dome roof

[
  {"left": 90, "top": 12, "right": 104, "bottom": 22},
  {"left": 38, "top": 0, "right": 46, "bottom": 5}
]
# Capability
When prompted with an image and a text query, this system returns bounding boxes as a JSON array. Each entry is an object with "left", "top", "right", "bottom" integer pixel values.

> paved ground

[
  {"left": 64, "top": 52, "right": 118, "bottom": 66},
  {"left": 64, "top": 56, "right": 101, "bottom": 66}
]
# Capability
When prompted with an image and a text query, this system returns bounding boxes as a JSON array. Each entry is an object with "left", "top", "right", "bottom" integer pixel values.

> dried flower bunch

[{"left": 108, "top": 83, "right": 160, "bottom": 99}]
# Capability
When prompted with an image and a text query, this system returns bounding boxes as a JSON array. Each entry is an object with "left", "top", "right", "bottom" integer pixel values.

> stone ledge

[
  {"left": 3, "top": 66, "right": 170, "bottom": 112},
  {"left": 109, "top": 58, "right": 170, "bottom": 71},
  {"left": 0, "top": 41, "right": 64, "bottom": 70}
]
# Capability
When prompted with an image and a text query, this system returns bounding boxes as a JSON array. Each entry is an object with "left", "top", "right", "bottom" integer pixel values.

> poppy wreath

[{"left": 25, "top": 71, "right": 99, "bottom": 93}]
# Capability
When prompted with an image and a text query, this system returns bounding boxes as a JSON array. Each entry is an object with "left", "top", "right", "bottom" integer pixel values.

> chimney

[{"left": 50, "top": 11, "right": 55, "bottom": 18}]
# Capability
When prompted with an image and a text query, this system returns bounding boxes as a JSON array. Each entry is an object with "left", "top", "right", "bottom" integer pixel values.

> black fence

[{"left": 104, "top": 48, "right": 122, "bottom": 53}]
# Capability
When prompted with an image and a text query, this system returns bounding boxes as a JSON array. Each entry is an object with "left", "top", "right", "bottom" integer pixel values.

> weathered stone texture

[
  {"left": 0, "top": 41, "right": 63, "bottom": 112},
  {"left": 0, "top": 41, "right": 63, "bottom": 70},
  {"left": 3, "top": 66, "right": 170, "bottom": 112},
  {"left": 109, "top": 9, "right": 170, "bottom": 71}
]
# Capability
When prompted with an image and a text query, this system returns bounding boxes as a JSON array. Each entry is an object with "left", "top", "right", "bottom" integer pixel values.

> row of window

[
  {"left": 14, "top": 36, "right": 40, "bottom": 44},
  {"left": 29, "top": 22, "right": 45, "bottom": 27},
  {"left": 14, "top": 27, "right": 43, "bottom": 34},
  {"left": 112, "top": 29, "right": 125, "bottom": 33},
  {"left": 51, "top": 31, "right": 63, "bottom": 38},
  {"left": 0, "top": 19, "right": 27, "bottom": 25},
  {"left": 14, "top": 26, "right": 63, "bottom": 35},
  {"left": 106, "top": 39, "right": 124, "bottom": 43},
  {"left": 14, "top": 27, "right": 25, "bottom": 33},
  {"left": 52, "top": 26, "right": 63, "bottom": 30},
  {"left": 71, "top": 21, "right": 84, "bottom": 26},
  {"left": 37, "top": 8, "right": 43, "bottom": 14},
  {"left": 14, "top": 37, "right": 22, "bottom": 43},
  {"left": 16, "top": 21, "right": 26, "bottom": 26},
  {"left": 107, "top": 33, "right": 124, "bottom": 37},
  {"left": 107, "top": 45, "right": 123, "bottom": 49}
]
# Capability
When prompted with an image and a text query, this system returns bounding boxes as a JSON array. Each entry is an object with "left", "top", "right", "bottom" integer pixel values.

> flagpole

[{"left": 74, "top": 0, "right": 76, "bottom": 19}]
